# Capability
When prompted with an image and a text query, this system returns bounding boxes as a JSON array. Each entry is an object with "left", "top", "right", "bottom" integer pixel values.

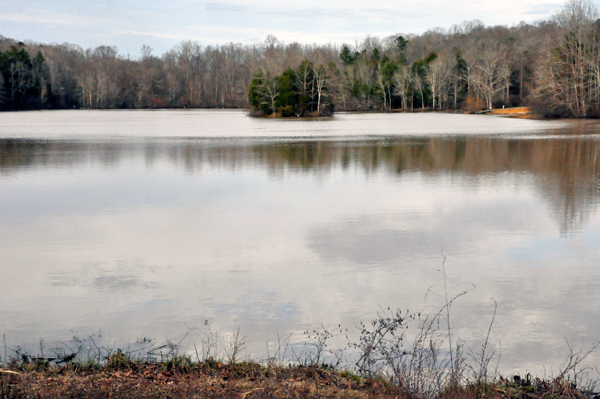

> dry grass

[
  {"left": 0, "top": 361, "right": 391, "bottom": 399},
  {"left": 1, "top": 360, "right": 598, "bottom": 399},
  {"left": 489, "top": 106, "right": 532, "bottom": 115}
]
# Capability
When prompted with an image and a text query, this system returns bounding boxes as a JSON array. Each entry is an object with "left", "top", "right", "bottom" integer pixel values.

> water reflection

[{"left": 2, "top": 134, "right": 599, "bottom": 233}]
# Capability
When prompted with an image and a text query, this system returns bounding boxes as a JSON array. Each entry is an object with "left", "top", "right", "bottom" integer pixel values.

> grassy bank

[
  {"left": 2, "top": 318, "right": 598, "bottom": 398},
  {"left": 1, "top": 356, "right": 597, "bottom": 399}
]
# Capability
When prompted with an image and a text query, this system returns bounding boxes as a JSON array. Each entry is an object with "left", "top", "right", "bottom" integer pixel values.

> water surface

[{"left": 1, "top": 110, "right": 599, "bottom": 374}]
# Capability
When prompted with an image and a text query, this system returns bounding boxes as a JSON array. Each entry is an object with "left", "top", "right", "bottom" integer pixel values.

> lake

[{"left": 1, "top": 109, "right": 599, "bottom": 375}]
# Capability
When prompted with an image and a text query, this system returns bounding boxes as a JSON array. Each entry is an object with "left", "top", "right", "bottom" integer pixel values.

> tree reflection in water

[{"left": 2, "top": 127, "right": 598, "bottom": 233}]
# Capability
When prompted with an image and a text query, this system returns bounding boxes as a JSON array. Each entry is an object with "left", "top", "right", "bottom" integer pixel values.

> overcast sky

[{"left": 0, "top": 0, "right": 585, "bottom": 57}]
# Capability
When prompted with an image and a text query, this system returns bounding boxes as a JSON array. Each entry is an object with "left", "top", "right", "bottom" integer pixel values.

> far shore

[{"left": 0, "top": 106, "right": 561, "bottom": 121}]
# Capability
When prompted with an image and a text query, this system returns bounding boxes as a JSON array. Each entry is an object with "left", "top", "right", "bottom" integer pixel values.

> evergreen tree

[
  {"left": 0, "top": 45, "right": 47, "bottom": 110},
  {"left": 276, "top": 68, "right": 298, "bottom": 116},
  {"left": 248, "top": 61, "right": 331, "bottom": 117},
  {"left": 248, "top": 70, "right": 265, "bottom": 111}
]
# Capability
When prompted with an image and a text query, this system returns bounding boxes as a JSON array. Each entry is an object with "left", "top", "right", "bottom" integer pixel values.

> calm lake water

[{"left": 1, "top": 109, "right": 599, "bottom": 374}]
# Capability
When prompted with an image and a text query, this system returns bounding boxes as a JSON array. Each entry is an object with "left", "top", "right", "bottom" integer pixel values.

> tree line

[{"left": 1, "top": 0, "right": 599, "bottom": 117}]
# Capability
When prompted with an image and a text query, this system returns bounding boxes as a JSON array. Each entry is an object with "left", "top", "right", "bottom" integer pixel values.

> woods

[{"left": 1, "top": 0, "right": 600, "bottom": 117}]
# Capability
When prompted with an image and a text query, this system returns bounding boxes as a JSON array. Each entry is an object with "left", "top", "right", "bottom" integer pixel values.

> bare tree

[
  {"left": 426, "top": 55, "right": 450, "bottom": 109},
  {"left": 393, "top": 66, "right": 412, "bottom": 110},
  {"left": 536, "top": 0, "right": 600, "bottom": 116},
  {"left": 261, "top": 74, "right": 279, "bottom": 114},
  {"left": 313, "top": 64, "right": 329, "bottom": 113},
  {"left": 472, "top": 44, "right": 508, "bottom": 109},
  {"left": 412, "top": 73, "right": 426, "bottom": 109}
]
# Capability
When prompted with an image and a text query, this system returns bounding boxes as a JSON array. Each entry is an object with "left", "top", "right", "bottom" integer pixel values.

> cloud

[
  {"left": 114, "top": 25, "right": 370, "bottom": 46},
  {"left": 523, "top": 2, "right": 562, "bottom": 15},
  {"left": 198, "top": 3, "right": 431, "bottom": 22},
  {"left": 204, "top": 2, "right": 251, "bottom": 12},
  {"left": 113, "top": 30, "right": 192, "bottom": 41},
  {"left": 0, "top": 8, "right": 103, "bottom": 27},
  {"left": 0, "top": 0, "right": 572, "bottom": 56},
  {"left": 306, "top": 214, "right": 449, "bottom": 264}
]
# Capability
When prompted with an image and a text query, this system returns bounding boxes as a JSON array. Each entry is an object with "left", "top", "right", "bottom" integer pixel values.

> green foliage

[
  {"left": 248, "top": 70, "right": 276, "bottom": 115},
  {"left": 394, "top": 35, "right": 408, "bottom": 52},
  {"left": 33, "top": 51, "right": 45, "bottom": 66},
  {"left": 350, "top": 81, "right": 367, "bottom": 99},
  {"left": 0, "top": 45, "right": 48, "bottom": 110},
  {"left": 340, "top": 370, "right": 362, "bottom": 384},
  {"left": 275, "top": 68, "right": 298, "bottom": 116},
  {"left": 162, "top": 355, "right": 192, "bottom": 373},
  {"left": 409, "top": 52, "right": 438, "bottom": 108},
  {"left": 248, "top": 70, "right": 265, "bottom": 109},
  {"left": 106, "top": 349, "right": 137, "bottom": 371},
  {"left": 248, "top": 59, "right": 332, "bottom": 117},
  {"left": 340, "top": 46, "right": 355, "bottom": 65},
  {"left": 339, "top": 40, "right": 469, "bottom": 111},
  {"left": 371, "top": 48, "right": 380, "bottom": 63},
  {"left": 424, "top": 51, "right": 438, "bottom": 64},
  {"left": 412, "top": 51, "right": 438, "bottom": 76}
]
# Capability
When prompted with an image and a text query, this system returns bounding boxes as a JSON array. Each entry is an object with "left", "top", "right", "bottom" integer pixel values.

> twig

[{"left": 0, "top": 369, "right": 21, "bottom": 375}]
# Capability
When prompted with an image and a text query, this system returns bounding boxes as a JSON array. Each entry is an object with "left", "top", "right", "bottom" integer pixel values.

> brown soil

[{"left": 0, "top": 364, "right": 594, "bottom": 399}]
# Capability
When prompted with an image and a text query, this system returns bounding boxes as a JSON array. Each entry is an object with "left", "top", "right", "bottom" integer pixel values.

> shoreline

[
  {"left": 0, "top": 106, "right": 557, "bottom": 121},
  {"left": 0, "top": 106, "right": 579, "bottom": 121},
  {"left": 1, "top": 357, "right": 596, "bottom": 399}
]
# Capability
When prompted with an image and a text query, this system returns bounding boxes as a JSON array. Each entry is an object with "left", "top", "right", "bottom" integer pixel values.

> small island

[{"left": 248, "top": 60, "right": 334, "bottom": 117}]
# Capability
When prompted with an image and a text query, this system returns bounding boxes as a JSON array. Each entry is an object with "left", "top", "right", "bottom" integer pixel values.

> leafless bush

[
  {"left": 222, "top": 328, "right": 246, "bottom": 364},
  {"left": 343, "top": 255, "right": 494, "bottom": 399},
  {"left": 558, "top": 339, "right": 600, "bottom": 392},
  {"left": 468, "top": 298, "right": 499, "bottom": 396},
  {"left": 265, "top": 334, "right": 292, "bottom": 368},
  {"left": 294, "top": 324, "right": 345, "bottom": 368},
  {"left": 348, "top": 306, "right": 463, "bottom": 399}
]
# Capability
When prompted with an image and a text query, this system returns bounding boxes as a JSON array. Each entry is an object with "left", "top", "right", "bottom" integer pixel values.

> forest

[{"left": 1, "top": 0, "right": 600, "bottom": 117}]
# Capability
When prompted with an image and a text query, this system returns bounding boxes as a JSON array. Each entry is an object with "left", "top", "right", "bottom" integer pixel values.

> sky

[{"left": 0, "top": 0, "right": 586, "bottom": 57}]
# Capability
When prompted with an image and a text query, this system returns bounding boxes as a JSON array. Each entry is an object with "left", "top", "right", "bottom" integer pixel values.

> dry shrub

[
  {"left": 149, "top": 97, "right": 168, "bottom": 108},
  {"left": 461, "top": 96, "right": 486, "bottom": 113}
]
